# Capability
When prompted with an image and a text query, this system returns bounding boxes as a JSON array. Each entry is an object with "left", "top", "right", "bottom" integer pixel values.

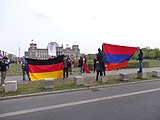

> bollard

[
  {"left": 4, "top": 81, "right": 17, "bottom": 93},
  {"left": 44, "top": 78, "right": 54, "bottom": 89},
  {"left": 74, "top": 76, "right": 84, "bottom": 85},
  {"left": 137, "top": 72, "right": 147, "bottom": 79},
  {"left": 152, "top": 70, "right": 160, "bottom": 77},
  {"left": 119, "top": 73, "right": 129, "bottom": 81}
]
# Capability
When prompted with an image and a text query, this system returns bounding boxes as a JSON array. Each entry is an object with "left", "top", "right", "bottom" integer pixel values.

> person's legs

[
  {"left": 96, "top": 71, "right": 99, "bottom": 81},
  {"left": 1, "top": 71, "right": 6, "bottom": 85},
  {"left": 102, "top": 62, "right": 106, "bottom": 76},
  {"left": 66, "top": 67, "right": 68, "bottom": 78},
  {"left": 139, "top": 60, "right": 143, "bottom": 72},
  {"left": 99, "top": 63, "right": 103, "bottom": 76},
  {"left": 26, "top": 69, "right": 30, "bottom": 81},
  {"left": 22, "top": 69, "right": 26, "bottom": 80},
  {"left": 80, "top": 66, "right": 84, "bottom": 75},
  {"left": 63, "top": 67, "right": 66, "bottom": 78},
  {"left": 1, "top": 71, "right": 4, "bottom": 85}
]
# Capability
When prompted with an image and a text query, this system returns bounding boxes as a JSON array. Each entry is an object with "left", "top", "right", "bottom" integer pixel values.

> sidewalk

[{"left": 5, "top": 67, "right": 160, "bottom": 83}]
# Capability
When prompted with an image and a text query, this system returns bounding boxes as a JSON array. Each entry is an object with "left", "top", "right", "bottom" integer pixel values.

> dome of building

[{"left": 49, "top": 42, "right": 59, "bottom": 47}]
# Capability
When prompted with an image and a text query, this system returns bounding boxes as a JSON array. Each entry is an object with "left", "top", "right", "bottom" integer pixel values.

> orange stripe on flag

[
  {"left": 29, "top": 70, "right": 63, "bottom": 81},
  {"left": 106, "top": 60, "right": 129, "bottom": 71}
]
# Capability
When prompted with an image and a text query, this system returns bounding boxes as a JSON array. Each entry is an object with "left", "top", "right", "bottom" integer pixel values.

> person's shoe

[{"left": 2, "top": 84, "right": 5, "bottom": 86}]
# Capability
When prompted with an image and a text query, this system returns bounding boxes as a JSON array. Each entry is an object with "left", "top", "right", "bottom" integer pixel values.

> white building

[{"left": 25, "top": 42, "right": 80, "bottom": 60}]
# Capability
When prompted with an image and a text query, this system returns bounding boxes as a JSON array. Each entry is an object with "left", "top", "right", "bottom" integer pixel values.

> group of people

[
  {"left": 78, "top": 55, "right": 89, "bottom": 75},
  {"left": 0, "top": 48, "right": 143, "bottom": 85},
  {"left": 77, "top": 48, "right": 106, "bottom": 81}
]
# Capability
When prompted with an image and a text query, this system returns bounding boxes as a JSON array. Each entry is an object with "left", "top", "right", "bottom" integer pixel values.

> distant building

[
  {"left": 25, "top": 42, "right": 80, "bottom": 60},
  {"left": 0, "top": 49, "right": 16, "bottom": 60},
  {"left": 0, "top": 50, "right": 7, "bottom": 57}
]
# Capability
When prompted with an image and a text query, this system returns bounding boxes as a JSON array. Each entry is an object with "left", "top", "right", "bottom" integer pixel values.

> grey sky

[{"left": 0, "top": 0, "right": 160, "bottom": 56}]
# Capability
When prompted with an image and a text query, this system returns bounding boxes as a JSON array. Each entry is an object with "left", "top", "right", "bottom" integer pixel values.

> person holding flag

[{"left": 96, "top": 48, "right": 104, "bottom": 81}]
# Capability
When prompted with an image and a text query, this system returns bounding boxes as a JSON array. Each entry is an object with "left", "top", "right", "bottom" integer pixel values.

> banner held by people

[
  {"left": 26, "top": 55, "right": 64, "bottom": 81},
  {"left": 103, "top": 43, "right": 138, "bottom": 71}
]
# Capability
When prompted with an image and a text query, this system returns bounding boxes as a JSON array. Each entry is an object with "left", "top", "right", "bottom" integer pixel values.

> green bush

[
  {"left": 127, "top": 61, "right": 149, "bottom": 68},
  {"left": 87, "top": 63, "right": 94, "bottom": 71},
  {"left": 86, "top": 61, "right": 150, "bottom": 71}
]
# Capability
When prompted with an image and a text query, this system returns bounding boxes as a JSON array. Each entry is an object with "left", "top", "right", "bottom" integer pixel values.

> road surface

[{"left": 0, "top": 79, "right": 160, "bottom": 120}]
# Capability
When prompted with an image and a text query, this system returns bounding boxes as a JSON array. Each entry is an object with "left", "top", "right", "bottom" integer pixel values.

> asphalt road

[{"left": 1, "top": 80, "right": 160, "bottom": 120}]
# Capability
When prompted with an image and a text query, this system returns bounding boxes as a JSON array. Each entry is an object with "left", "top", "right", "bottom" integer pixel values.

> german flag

[{"left": 26, "top": 55, "right": 64, "bottom": 81}]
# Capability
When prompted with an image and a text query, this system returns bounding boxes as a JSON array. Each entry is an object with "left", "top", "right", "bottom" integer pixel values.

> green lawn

[
  {"left": 0, "top": 72, "right": 160, "bottom": 97},
  {"left": 0, "top": 60, "right": 160, "bottom": 97},
  {"left": 7, "top": 63, "right": 22, "bottom": 76}
]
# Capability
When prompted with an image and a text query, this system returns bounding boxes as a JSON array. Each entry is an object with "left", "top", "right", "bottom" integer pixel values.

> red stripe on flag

[
  {"left": 28, "top": 62, "right": 64, "bottom": 73},
  {"left": 103, "top": 43, "right": 139, "bottom": 55}
]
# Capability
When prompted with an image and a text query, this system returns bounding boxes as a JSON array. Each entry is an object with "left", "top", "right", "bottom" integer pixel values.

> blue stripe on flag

[{"left": 105, "top": 54, "right": 133, "bottom": 63}]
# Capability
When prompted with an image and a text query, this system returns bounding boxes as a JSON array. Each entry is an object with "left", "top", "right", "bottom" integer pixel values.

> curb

[{"left": 1, "top": 79, "right": 160, "bottom": 101}]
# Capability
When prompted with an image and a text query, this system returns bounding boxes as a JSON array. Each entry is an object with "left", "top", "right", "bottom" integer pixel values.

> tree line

[{"left": 82, "top": 47, "right": 160, "bottom": 60}]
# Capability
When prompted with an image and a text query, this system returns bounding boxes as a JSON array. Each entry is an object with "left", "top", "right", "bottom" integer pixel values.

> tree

[{"left": 148, "top": 51, "right": 156, "bottom": 59}]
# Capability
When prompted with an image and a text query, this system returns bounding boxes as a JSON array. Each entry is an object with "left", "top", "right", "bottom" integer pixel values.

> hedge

[{"left": 85, "top": 61, "right": 149, "bottom": 71}]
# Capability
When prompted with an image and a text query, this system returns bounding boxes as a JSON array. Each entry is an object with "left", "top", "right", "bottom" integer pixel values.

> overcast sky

[{"left": 0, "top": 0, "right": 160, "bottom": 56}]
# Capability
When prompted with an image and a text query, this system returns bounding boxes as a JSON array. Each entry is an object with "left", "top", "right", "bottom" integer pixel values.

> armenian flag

[
  {"left": 26, "top": 55, "right": 64, "bottom": 81},
  {"left": 103, "top": 43, "right": 138, "bottom": 71}
]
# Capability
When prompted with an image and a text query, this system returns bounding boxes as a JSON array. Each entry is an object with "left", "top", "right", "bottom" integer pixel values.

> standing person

[
  {"left": 63, "top": 55, "right": 68, "bottom": 79},
  {"left": 78, "top": 56, "right": 84, "bottom": 75},
  {"left": 21, "top": 57, "right": 30, "bottom": 81},
  {"left": 102, "top": 51, "right": 106, "bottom": 76},
  {"left": 67, "top": 55, "right": 72, "bottom": 75},
  {"left": 96, "top": 60, "right": 100, "bottom": 81},
  {"left": 0, "top": 56, "right": 8, "bottom": 86},
  {"left": 137, "top": 49, "right": 143, "bottom": 72},
  {"left": 96, "top": 48, "right": 104, "bottom": 81},
  {"left": 70, "top": 54, "right": 75, "bottom": 74},
  {"left": 83, "top": 56, "right": 87, "bottom": 73},
  {"left": 5, "top": 59, "right": 10, "bottom": 70},
  {"left": 93, "top": 56, "right": 97, "bottom": 73}
]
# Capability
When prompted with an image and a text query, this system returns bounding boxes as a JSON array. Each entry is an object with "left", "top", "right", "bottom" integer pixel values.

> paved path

[{"left": 5, "top": 67, "right": 160, "bottom": 83}]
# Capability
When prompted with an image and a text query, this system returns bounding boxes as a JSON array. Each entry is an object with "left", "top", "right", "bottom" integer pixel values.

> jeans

[
  {"left": 80, "top": 66, "right": 84, "bottom": 74},
  {"left": 63, "top": 67, "right": 68, "bottom": 78},
  {"left": 138, "top": 60, "right": 143, "bottom": 72},
  {"left": 22, "top": 69, "right": 30, "bottom": 80},
  {"left": 1, "top": 71, "right": 6, "bottom": 85}
]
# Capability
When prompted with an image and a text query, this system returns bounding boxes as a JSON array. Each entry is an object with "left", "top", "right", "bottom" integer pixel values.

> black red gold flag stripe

[{"left": 26, "top": 55, "right": 64, "bottom": 81}]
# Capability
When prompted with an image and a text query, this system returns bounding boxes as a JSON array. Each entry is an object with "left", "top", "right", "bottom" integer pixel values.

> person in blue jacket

[
  {"left": 137, "top": 49, "right": 143, "bottom": 73},
  {"left": 21, "top": 57, "right": 30, "bottom": 81}
]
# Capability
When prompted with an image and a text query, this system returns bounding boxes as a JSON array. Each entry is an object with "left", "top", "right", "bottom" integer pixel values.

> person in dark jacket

[
  {"left": 21, "top": 57, "right": 30, "bottom": 81},
  {"left": 78, "top": 56, "right": 84, "bottom": 75},
  {"left": 137, "top": 49, "right": 143, "bottom": 72},
  {"left": 93, "top": 57, "right": 97, "bottom": 73},
  {"left": 63, "top": 55, "right": 69, "bottom": 79},
  {"left": 0, "top": 57, "right": 8, "bottom": 86},
  {"left": 96, "top": 48, "right": 105, "bottom": 80}
]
